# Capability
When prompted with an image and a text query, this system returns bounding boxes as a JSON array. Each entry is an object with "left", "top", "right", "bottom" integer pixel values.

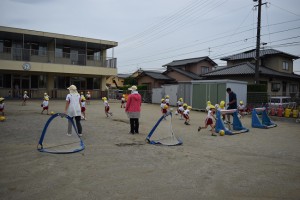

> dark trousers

[
  {"left": 130, "top": 118, "right": 139, "bottom": 133},
  {"left": 68, "top": 116, "right": 82, "bottom": 134}
]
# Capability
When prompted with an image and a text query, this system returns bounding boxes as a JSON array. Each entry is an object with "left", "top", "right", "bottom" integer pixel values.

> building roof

[
  {"left": 139, "top": 71, "right": 174, "bottom": 80},
  {"left": 220, "top": 49, "right": 299, "bottom": 61},
  {"left": 117, "top": 74, "right": 131, "bottom": 78},
  {"left": 164, "top": 68, "right": 203, "bottom": 80},
  {"left": 201, "top": 62, "right": 300, "bottom": 79},
  {"left": 163, "top": 56, "right": 217, "bottom": 67},
  {"left": 0, "top": 26, "right": 118, "bottom": 49}
]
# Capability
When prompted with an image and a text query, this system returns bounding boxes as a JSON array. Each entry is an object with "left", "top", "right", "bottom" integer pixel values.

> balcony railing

[{"left": 0, "top": 47, "right": 117, "bottom": 68}]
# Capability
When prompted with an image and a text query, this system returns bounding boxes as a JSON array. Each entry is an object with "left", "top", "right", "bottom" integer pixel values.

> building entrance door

[
  {"left": 13, "top": 77, "right": 20, "bottom": 98},
  {"left": 13, "top": 75, "right": 30, "bottom": 98}
]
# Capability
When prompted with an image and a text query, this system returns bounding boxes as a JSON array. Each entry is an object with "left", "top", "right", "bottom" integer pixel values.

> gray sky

[{"left": 1, "top": 0, "right": 300, "bottom": 74}]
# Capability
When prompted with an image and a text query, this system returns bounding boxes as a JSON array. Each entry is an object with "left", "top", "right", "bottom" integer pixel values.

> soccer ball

[
  {"left": 50, "top": 111, "right": 54, "bottom": 115},
  {"left": 219, "top": 130, "right": 225, "bottom": 136},
  {"left": 0, "top": 116, "right": 6, "bottom": 122}
]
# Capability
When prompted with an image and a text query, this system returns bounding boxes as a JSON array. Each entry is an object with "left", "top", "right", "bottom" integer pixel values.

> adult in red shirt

[{"left": 125, "top": 85, "right": 142, "bottom": 134}]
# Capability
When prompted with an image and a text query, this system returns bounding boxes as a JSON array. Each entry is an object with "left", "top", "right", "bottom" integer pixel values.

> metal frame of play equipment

[
  {"left": 146, "top": 110, "right": 183, "bottom": 146},
  {"left": 252, "top": 107, "right": 277, "bottom": 128},
  {"left": 215, "top": 109, "right": 249, "bottom": 135}
]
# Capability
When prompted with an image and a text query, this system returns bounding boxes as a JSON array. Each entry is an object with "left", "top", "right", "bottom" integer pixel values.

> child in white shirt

[
  {"left": 198, "top": 105, "right": 217, "bottom": 136},
  {"left": 86, "top": 91, "right": 91, "bottom": 105},
  {"left": 0, "top": 97, "right": 5, "bottom": 116},
  {"left": 183, "top": 106, "right": 192, "bottom": 125},
  {"left": 102, "top": 97, "right": 113, "bottom": 117},
  {"left": 81, "top": 97, "right": 86, "bottom": 120},
  {"left": 22, "top": 91, "right": 29, "bottom": 106},
  {"left": 41, "top": 97, "right": 49, "bottom": 115}
]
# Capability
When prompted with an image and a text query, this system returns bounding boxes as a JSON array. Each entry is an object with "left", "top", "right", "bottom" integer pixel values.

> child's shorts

[
  {"left": 205, "top": 118, "right": 213, "bottom": 125},
  {"left": 183, "top": 114, "right": 189, "bottom": 120},
  {"left": 81, "top": 107, "right": 86, "bottom": 112}
]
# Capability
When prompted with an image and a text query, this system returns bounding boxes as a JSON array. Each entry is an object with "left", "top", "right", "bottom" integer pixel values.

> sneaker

[
  {"left": 211, "top": 133, "right": 217, "bottom": 136},
  {"left": 198, "top": 127, "right": 202, "bottom": 132},
  {"left": 66, "top": 133, "right": 72, "bottom": 136},
  {"left": 78, "top": 133, "right": 83, "bottom": 137}
]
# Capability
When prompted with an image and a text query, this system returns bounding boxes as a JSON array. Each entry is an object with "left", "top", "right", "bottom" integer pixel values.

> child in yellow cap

[
  {"left": 41, "top": 96, "right": 49, "bottom": 115},
  {"left": 102, "top": 97, "right": 113, "bottom": 117},
  {"left": 198, "top": 105, "right": 217, "bottom": 136}
]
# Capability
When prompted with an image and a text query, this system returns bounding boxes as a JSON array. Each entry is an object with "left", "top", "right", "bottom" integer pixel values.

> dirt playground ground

[{"left": 0, "top": 99, "right": 299, "bottom": 200}]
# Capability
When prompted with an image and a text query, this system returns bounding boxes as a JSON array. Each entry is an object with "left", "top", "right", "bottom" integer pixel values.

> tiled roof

[
  {"left": 163, "top": 56, "right": 217, "bottom": 67},
  {"left": 117, "top": 74, "right": 131, "bottom": 78},
  {"left": 166, "top": 68, "right": 203, "bottom": 80},
  {"left": 140, "top": 71, "right": 173, "bottom": 80},
  {"left": 221, "top": 49, "right": 299, "bottom": 61},
  {"left": 202, "top": 62, "right": 300, "bottom": 79}
]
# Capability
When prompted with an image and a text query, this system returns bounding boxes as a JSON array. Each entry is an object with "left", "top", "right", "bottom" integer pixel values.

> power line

[
  {"left": 119, "top": 26, "right": 300, "bottom": 66},
  {"left": 118, "top": 0, "right": 229, "bottom": 51},
  {"left": 118, "top": 18, "right": 300, "bottom": 63}
]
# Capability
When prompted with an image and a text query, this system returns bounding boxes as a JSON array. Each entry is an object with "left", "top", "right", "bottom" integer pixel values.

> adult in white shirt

[{"left": 64, "top": 85, "right": 83, "bottom": 136}]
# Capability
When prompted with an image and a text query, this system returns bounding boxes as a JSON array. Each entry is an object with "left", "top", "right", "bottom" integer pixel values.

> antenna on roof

[{"left": 208, "top": 47, "right": 212, "bottom": 56}]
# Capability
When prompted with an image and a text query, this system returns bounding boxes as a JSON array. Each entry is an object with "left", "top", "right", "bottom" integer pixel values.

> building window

[
  {"left": 201, "top": 66, "right": 209, "bottom": 74},
  {"left": 271, "top": 82, "right": 281, "bottom": 92},
  {"left": 39, "top": 75, "right": 47, "bottom": 88},
  {"left": 282, "top": 61, "right": 289, "bottom": 70},
  {"left": 54, "top": 76, "right": 70, "bottom": 89},
  {"left": 0, "top": 41, "right": 3, "bottom": 53},
  {"left": 31, "top": 75, "right": 38, "bottom": 88},
  {"left": 31, "top": 75, "right": 46, "bottom": 88},
  {"left": 0, "top": 74, "right": 11, "bottom": 88},
  {"left": 55, "top": 48, "right": 63, "bottom": 58},
  {"left": 289, "top": 84, "right": 298, "bottom": 93},
  {"left": 39, "top": 45, "right": 47, "bottom": 56}
]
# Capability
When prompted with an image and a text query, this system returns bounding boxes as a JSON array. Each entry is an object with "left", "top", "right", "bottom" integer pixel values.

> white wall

[{"left": 226, "top": 82, "right": 247, "bottom": 106}]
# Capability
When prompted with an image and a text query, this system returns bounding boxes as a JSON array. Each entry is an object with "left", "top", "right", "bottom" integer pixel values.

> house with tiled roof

[
  {"left": 106, "top": 73, "right": 131, "bottom": 88},
  {"left": 137, "top": 70, "right": 174, "bottom": 89},
  {"left": 163, "top": 56, "right": 216, "bottom": 82},
  {"left": 201, "top": 49, "right": 300, "bottom": 97}
]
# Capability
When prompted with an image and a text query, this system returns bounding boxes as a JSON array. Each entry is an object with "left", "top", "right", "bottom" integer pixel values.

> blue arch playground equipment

[
  {"left": 37, "top": 113, "right": 85, "bottom": 154},
  {"left": 215, "top": 109, "right": 249, "bottom": 135},
  {"left": 146, "top": 110, "right": 183, "bottom": 146},
  {"left": 252, "top": 107, "right": 277, "bottom": 128}
]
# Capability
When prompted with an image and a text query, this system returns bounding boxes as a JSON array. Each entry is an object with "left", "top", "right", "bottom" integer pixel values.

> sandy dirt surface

[{"left": 0, "top": 99, "right": 300, "bottom": 200}]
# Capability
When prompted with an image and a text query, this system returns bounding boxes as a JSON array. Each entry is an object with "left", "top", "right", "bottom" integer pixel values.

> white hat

[
  {"left": 0, "top": 97, "right": 4, "bottom": 102},
  {"left": 67, "top": 85, "right": 78, "bottom": 94},
  {"left": 128, "top": 85, "right": 137, "bottom": 91}
]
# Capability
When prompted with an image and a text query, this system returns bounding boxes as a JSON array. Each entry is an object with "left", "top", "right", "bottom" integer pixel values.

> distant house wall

[
  {"left": 166, "top": 70, "right": 193, "bottom": 82},
  {"left": 138, "top": 76, "right": 165, "bottom": 89},
  {"left": 184, "top": 60, "right": 214, "bottom": 75},
  {"left": 263, "top": 55, "right": 294, "bottom": 74},
  {"left": 204, "top": 75, "right": 299, "bottom": 97}
]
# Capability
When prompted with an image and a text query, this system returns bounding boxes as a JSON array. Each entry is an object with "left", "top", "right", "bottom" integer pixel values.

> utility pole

[
  {"left": 254, "top": 0, "right": 261, "bottom": 84},
  {"left": 253, "top": 0, "right": 266, "bottom": 84}
]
